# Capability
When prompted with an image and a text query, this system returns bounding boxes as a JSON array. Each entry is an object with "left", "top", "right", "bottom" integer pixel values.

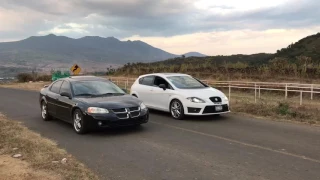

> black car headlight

[
  {"left": 87, "top": 107, "right": 109, "bottom": 114},
  {"left": 140, "top": 102, "right": 147, "bottom": 110}
]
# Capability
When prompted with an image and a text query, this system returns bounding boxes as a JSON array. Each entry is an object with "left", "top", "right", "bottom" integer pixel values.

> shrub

[
  {"left": 277, "top": 102, "right": 290, "bottom": 115},
  {"left": 17, "top": 73, "right": 33, "bottom": 82}
]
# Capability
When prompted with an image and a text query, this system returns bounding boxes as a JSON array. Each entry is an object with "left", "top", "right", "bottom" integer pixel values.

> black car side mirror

[
  {"left": 159, "top": 84, "right": 166, "bottom": 90},
  {"left": 60, "top": 92, "right": 72, "bottom": 99}
]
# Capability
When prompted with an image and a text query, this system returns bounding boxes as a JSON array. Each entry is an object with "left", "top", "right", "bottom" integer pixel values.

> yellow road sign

[{"left": 70, "top": 64, "right": 81, "bottom": 75}]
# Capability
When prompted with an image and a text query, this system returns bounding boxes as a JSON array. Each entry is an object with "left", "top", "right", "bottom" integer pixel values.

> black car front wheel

[
  {"left": 73, "top": 109, "right": 88, "bottom": 134},
  {"left": 41, "top": 101, "right": 51, "bottom": 121}
]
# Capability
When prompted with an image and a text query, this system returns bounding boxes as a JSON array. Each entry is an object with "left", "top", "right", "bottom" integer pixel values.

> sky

[{"left": 0, "top": 0, "right": 319, "bottom": 55}]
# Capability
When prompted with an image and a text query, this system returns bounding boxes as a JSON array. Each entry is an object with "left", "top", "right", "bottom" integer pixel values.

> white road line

[{"left": 151, "top": 121, "right": 320, "bottom": 164}]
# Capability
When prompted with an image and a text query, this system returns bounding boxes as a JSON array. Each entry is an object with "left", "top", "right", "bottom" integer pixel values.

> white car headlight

[
  {"left": 87, "top": 107, "right": 109, "bottom": 114},
  {"left": 140, "top": 102, "right": 147, "bottom": 110},
  {"left": 187, "top": 97, "right": 206, "bottom": 103}
]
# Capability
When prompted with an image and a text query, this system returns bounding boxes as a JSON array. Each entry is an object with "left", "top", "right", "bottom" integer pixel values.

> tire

[
  {"left": 170, "top": 99, "right": 185, "bottom": 120},
  {"left": 41, "top": 101, "right": 51, "bottom": 121},
  {"left": 72, "top": 109, "right": 88, "bottom": 134}
]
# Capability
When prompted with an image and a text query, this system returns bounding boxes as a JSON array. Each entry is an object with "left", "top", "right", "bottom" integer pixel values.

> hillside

[
  {"left": 183, "top": 52, "right": 207, "bottom": 57},
  {"left": 276, "top": 32, "right": 320, "bottom": 60},
  {"left": 0, "top": 34, "right": 178, "bottom": 66},
  {"left": 115, "top": 32, "right": 320, "bottom": 81}
]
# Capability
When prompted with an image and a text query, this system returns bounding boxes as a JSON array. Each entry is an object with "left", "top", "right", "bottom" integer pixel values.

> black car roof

[{"left": 60, "top": 76, "right": 109, "bottom": 82}]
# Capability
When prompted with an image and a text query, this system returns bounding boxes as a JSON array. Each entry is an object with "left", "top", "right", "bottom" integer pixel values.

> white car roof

[{"left": 138, "top": 73, "right": 191, "bottom": 78}]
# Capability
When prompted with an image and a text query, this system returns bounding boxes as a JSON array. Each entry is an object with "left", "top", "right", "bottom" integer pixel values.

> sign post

[{"left": 70, "top": 64, "right": 81, "bottom": 75}]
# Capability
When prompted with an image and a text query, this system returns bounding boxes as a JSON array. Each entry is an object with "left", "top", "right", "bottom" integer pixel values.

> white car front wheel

[{"left": 170, "top": 99, "right": 185, "bottom": 120}]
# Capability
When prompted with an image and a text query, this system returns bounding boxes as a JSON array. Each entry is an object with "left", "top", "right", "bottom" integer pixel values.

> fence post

[
  {"left": 285, "top": 84, "right": 288, "bottom": 100},
  {"left": 311, "top": 84, "right": 313, "bottom": 100},
  {"left": 258, "top": 85, "right": 261, "bottom": 99},
  {"left": 228, "top": 84, "right": 231, "bottom": 102},
  {"left": 124, "top": 80, "right": 127, "bottom": 90},
  {"left": 127, "top": 79, "right": 129, "bottom": 90},
  {"left": 255, "top": 83, "right": 257, "bottom": 103},
  {"left": 300, "top": 91, "right": 303, "bottom": 105}
]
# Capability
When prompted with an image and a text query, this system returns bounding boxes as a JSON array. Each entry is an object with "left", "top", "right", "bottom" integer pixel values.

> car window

[
  {"left": 138, "top": 77, "right": 144, "bottom": 84},
  {"left": 167, "top": 76, "right": 208, "bottom": 89},
  {"left": 71, "top": 80, "right": 125, "bottom": 96},
  {"left": 140, "top": 76, "right": 154, "bottom": 86},
  {"left": 153, "top": 76, "right": 173, "bottom": 89},
  {"left": 50, "top": 80, "right": 63, "bottom": 94},
  {"left": 60, "top": 81, "right": 71, "bottom": 94}
]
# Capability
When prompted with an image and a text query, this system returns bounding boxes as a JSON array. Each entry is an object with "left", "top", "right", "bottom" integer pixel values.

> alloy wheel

[{"left": 170, "top": 100, "right": 185, "bottom": 120}]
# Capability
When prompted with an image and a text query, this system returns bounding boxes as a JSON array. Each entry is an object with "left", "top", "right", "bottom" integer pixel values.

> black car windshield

[
  {"left": 167, "top": 76, "right": 208, "bottom": 89},
  {"left": 71, "top": 80, "right": 125, "bottom": 96}
]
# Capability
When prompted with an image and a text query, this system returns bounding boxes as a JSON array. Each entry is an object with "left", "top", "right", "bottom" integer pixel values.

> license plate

[{"left": 215, "top": 105, "right": 223, "bottom": 111}]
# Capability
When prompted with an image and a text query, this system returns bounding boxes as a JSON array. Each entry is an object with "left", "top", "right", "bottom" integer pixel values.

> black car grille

[
  {"left": 129, "top": 107, "right": 140, "bottom": 111},
  {"left": 202, "top": 104, "right": 229, "bottom": 114},
  {"left": 112, "top": 108, "right": 126, "bottom": 113},
  {"left": 111, "top": 106, "right": 141, "bottom": 119},
  {"left": 209, "top": 97, "right": 222, "bottom": 103}
]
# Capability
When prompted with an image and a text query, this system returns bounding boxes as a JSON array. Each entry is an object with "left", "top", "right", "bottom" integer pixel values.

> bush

[
  {"left": 17, "top": 73, "right": 51, "bottom": 82},
  {"left": 17, "top": 73, "right": 33, "bottom": 82},
  {"left": 277, "top": 102, "right": 290, "bottom": 115}
]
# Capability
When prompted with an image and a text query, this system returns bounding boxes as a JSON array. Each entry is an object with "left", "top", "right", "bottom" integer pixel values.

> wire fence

[{"left": 108, "top": 77, "right": 320, "bottom": 106}]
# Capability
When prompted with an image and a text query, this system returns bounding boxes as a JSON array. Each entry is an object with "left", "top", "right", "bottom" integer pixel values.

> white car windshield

[
  {"left": 71, "top": 80, "right": 125, "bottom": 96},
  {"left": 167, "top": 76, "right": 208, "bottom": 89}
]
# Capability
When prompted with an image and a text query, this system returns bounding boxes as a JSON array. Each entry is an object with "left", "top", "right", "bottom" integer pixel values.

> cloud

[
  {"left": 123, "top": 26, "right": 320, "bottom": 55},
  {"left": 0, "top": 0, "right": 319, "bottom": 54}
]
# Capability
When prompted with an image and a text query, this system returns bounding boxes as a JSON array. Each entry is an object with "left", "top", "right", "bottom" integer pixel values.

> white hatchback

[{"left": 130, "top": 73, "right": 230, "bottom": 119}]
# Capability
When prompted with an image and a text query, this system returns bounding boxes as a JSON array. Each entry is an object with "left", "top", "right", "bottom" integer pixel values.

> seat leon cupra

[
  {"left": 39, "top": 76, "right": 149, "bottom": 134},
  {"left": 130, "top": 73, "right": 230, "bottom": 120}
]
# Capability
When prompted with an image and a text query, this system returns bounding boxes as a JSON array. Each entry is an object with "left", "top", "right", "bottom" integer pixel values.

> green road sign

[{"left": 51, "top": 70, "right": 70, "bottom": 81}]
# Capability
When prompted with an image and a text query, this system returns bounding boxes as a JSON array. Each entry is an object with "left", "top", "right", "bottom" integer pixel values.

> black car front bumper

[{"left": 84, "top": 109, "right": 149, "bottom": 128}]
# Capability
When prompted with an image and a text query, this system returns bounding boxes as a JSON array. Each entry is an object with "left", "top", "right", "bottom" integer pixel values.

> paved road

[{"left": 0, "top": 87, "right": 320, "bottom": 180}]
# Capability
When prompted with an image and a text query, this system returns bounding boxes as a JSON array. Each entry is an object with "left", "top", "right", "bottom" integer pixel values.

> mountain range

[{"left": 0, "top": 34, "right": 206, "bottom": 70}]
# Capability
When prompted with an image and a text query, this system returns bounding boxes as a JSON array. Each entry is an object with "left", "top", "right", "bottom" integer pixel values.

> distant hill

[
  {"left": 183, "top": 52, "right": 207, "bottom": 57},
  {"left": 0, "top": 34, "right": 178, "bottom": 66},
  {"left": 115, "top": 32, "right": 320, "bottom": 81},
  {"left": 125, "top": 32, "right": 320, "bottom": 67},
  {"left": 275, "top": 32, "right": 320, "bottom": 61}
]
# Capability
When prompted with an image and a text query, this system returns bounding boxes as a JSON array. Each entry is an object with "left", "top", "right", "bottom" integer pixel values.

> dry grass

[
  {"left": 0, "top": 81, "right": 51, "bottom": 91},
  {"left": 0, "top": 112, "right": 99, "bottom": 180},
  {"left": 230, "top": 97, "right": 320, "bottom": 125}
]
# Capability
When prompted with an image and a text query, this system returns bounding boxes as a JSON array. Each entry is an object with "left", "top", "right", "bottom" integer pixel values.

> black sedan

[{"left": 39, "top": 76, "right": 149, "bottom": 134}]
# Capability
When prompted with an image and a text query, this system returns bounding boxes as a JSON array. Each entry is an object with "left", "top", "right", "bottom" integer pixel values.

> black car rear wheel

[
  {"left": 41, "top": 101, "right": 51, "bottom": 121},
  {"left": 73, "top": 109, "right": 88, "bottom": 134}
]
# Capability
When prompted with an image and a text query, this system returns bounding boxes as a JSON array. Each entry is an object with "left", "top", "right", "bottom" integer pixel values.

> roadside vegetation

[{"left": 0, "top": 112, "right": 99, "bottom": 180}]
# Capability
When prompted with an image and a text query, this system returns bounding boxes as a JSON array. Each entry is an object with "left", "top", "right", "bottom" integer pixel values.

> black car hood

[{"left": 75, "top": 95, "right": 142, "bottom": 109}]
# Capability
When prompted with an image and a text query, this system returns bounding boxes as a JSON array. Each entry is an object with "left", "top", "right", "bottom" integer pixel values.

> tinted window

[
  {"left": 153, "top": 76, "right": 173, "bottom": 89},
  {"left": 140, "top": 76, "right": 154, "bottom": 86},
  {"left": 167, "top": 76, "right": 208, "bottom": 89},
  {"left": 60, "top": 81, "right": 71, "bottom": 94},
  {"left": 50, "top": 81, "right": 63, "bottom": 94},
  {"left": 72, "top": 80, "right": 125, "bottom": 96}
]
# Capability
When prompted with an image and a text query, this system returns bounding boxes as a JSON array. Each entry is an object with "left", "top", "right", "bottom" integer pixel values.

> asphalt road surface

[{"left": 0, "top": 87, "right": 320, "bottom": 180}]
